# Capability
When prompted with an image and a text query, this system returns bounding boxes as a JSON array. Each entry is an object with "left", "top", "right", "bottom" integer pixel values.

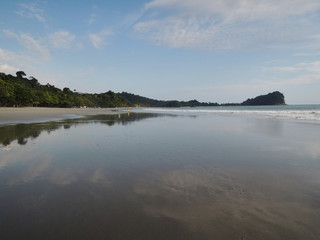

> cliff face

[{"left": 241, "top": 91, "right": 285, "bottom": 106}]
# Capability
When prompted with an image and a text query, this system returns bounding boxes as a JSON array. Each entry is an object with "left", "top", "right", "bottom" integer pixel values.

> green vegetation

[
  {"left": 0, "top": 71, "right": 285, "bottom": 108},
  {"left": 118, "top": 91, "right": 286, "bottom": 107},
  {"left": 241, "top": 91, "right": 285, "bottom": 105},
  {"left": 118, "top": 92, "right": 219, "bottom": 107},
  {"left": 0, "top": 72, "right": 131, "bottom": 108}
]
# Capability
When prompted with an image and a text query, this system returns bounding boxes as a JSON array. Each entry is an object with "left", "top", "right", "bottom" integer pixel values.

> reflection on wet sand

[
  {"left": 0, "top": 113, "right": 164, "bottom": 147},
  {"left": 134, "top": 165, "right": 320, "bottom": 239},
  {"left": 0, "top": 113, "right": 320, "bottom": 239}
]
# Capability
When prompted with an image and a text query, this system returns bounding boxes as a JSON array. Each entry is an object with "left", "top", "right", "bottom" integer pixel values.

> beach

[
  {"left": 0, "top": 107, "right": 320, "bottom": 239},
  {"left": 0, "top": 107, "right": 129, "bottom": 124}
]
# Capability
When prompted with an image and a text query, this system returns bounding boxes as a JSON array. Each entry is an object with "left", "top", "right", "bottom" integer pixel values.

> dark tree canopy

[
  {"left": 241, "top": 91, "right": 285, "bottom": 106},
  {"left": 0, "top": 72, "right": 131, "bottom": 108},
  {"left": 16, "top": 71, "right": 26, "bottom": 78},
  {"left": 118, "top": 92, "right": 219, "bottom": 107},
  {"left": 0, "top": 71, "right": 286, "bottom": 108}
]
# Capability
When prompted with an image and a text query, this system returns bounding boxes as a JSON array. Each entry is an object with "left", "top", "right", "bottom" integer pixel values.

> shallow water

[
  {"left": 140, "top": 104, "right": 320, "bottom": 121},
  {"left": 0, "top": 112, "right": 320, "bottom": 239}
]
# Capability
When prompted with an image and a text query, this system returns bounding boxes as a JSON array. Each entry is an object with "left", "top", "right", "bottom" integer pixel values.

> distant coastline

[
  {"left": 118, "top": 91, "right": 285, "bottom": 107},
  {"left": 1, "top": 71, "right": 285, "bottom": 108}
]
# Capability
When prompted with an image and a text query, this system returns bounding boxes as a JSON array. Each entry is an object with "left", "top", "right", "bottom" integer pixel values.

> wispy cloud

[
  {"left": 0, "top": 64, "right": 20, "bottom": 74},
  {"left": 180, "top": 60, "right": 320, "bottom": 103},
  {"left": 263, "top": 66, "right": 300, "bottom": 72},
  {"left": 20, "top": 34, "right": 50, "bottom": 59},
  {"left": 262, "top": 61, "right": 320, "bottom": 89},
  {"left": 265, "top": 61, "right": 320, "bottom": 75},
  {"left": 16, "top": 2, "right": 46, "bottom": 22},
  {"left": 3, "top": 29, "right": 76, "bottom": 60},
  {"left": 0, "top": 29, "right": 77, "bottom": 76},
  {"left": 3, "top": 30, "right": 50, "bottom": 60},
  {"left": 88, "top": 13, "right": 96, "bottom": 25},
  {"left": 88, "top": 29, "right": 113, "bottom": 49},
  {"left": 87, "top": 5, "right": 99, "bottom": 25},
  {"left": 2, "top": 29, "right": 17, "bottom": 38},
  {"left": 47, "top": 31, "right": 75, "bottom": 49},
  {"left": 0, "top": 48, "right": 37, "bottom": 75},
  {"left": 134, "top": 0, "right": 320, "bottom": 50}
]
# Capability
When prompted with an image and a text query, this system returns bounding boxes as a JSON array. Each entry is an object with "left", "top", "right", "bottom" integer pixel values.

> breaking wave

[{"left": 140, "top": 105, "right": 320, "bottom": 121}]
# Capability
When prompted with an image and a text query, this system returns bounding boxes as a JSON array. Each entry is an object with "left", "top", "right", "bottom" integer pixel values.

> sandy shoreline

[{"left": 0, "top": 107, "right": 125, "bottom": 125}]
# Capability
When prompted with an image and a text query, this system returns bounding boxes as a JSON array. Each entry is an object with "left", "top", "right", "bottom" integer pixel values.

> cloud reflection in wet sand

[
  {"left": 134, "top": 165, "right": 320, "bottom": 240},
  {"left": 0, "top": 113, "right": 320, "bottom": 239}
]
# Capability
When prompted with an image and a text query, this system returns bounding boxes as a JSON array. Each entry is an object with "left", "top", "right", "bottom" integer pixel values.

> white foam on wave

[{"left": 142, "top": 108, "right": 320, "bottom": 121}]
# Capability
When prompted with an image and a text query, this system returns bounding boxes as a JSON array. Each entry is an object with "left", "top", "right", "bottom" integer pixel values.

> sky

[{"left": 0, "top": 0, "right": 320, "bottom": 104}]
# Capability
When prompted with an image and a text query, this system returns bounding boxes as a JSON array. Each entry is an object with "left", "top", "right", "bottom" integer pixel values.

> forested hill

[
  {"left": 118, "top": 92, "right": 164, "bottom": 107},
  {"left": 118, "top": 92, "right": 219, "bottom": 107},
  {"left": 241, "top": 91, "right": 285, "bottom": 105},
  {"left": 118, "top": 91, "right": 286, "bottom": 107},
  {"left": 0, "top": 71, "right": 285, "bottom": 108},
  {"left": 0, "top": 72, "right": 131, "bottom": 107}
]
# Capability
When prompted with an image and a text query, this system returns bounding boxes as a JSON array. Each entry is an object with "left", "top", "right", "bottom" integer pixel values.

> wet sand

[
  {"left": 0, "top": 107, "right": 125, "bottom": 124},
  {"left": 1, "top": 112, "right": 320, "bottom": 239}
]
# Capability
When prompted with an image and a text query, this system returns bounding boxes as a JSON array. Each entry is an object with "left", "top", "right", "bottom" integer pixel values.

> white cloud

[
  {"left": 89, "top": 30, "right": 113, "bottom": 49},
  {"left": 0, "top": 29, "right": 58, "bottom": 76},
  {"left": 134, "top": 0, "right": 320, "bottom": 50},
  {"left": 3, "top": 30, "right": 50, "bottom": 60},
  {"left": 0, "top": 29, "right": 78, "bottom": 79},
  {"left": 263, "top": 66, "right": 301, "bottom": 72},
  {"left": 0, "top": 48, "right": 37, "bottom": 74},
  {"left": 19, "top": 34, "right": 50, "bottom": 60},
  {"left": 16, "top": 2, "right": 46, "bottom": 22},
  {"left": 0, "top": 64, "right": 19, "bottom": 74},
  {"left": 47, "top": 31, "right": 75, "bottom": 49},
  {"left": 266, "top": 61, "right": 320, "bottom": 75},
  {"left": 262, "top": 61, "right": 320, "bottom": 89},
  {"left": 2, "top": 29, "right": 17, "bottom": 38},
  {"left": 87, "top": 5, "right": 98, "bottom": 25},
  {"left": 145, "top": 0, "right": 320, "bottom": 20},
  {"left": 88, "top": 13, "right": 96, "bottom": 24},
  {"left": 89, "top": 34, "right": 103, "bottom": 49}
]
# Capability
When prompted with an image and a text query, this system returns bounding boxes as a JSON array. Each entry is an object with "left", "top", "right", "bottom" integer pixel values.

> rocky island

[{"left": 241, "top": 91, "right": 286, "bottom": 106}]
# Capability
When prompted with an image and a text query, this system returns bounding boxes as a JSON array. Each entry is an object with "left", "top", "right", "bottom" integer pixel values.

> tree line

[
  {"left": 118, "top": 92, "right": 219, "bottom": 107},
  {"left": 0, "top": 71, "right": 131, "bottom": 108},
  {"left": 118, "top": 91, "right": 285, "bottom": 107},
  {"left": 0, "top": 71, "right": 285, "bottom": 108}
]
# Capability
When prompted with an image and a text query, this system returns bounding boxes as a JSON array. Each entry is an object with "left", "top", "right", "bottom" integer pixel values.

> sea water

[
  {"left": 139, "top": 104, "right": 320, "bottom": 121},
  {"left": 0, "top": 108, "right": 320, "bottom": 239}
]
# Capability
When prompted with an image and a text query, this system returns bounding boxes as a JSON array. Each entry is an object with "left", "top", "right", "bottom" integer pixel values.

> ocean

[
  {"left": 0, "top": 105, "right": 319, "bottom": 239},
  {"left": 139, "top": 104, "right": 320, "bottom": 121}
]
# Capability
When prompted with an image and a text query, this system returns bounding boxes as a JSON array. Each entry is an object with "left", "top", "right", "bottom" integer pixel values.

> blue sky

[{"left": 1, "top": 0, "right": 320, "bottom": 104}]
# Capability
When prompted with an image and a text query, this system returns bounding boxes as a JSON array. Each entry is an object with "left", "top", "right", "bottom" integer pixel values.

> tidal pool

[{"left": 0, "top": 112, "right": 320, "bottom": 239}]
